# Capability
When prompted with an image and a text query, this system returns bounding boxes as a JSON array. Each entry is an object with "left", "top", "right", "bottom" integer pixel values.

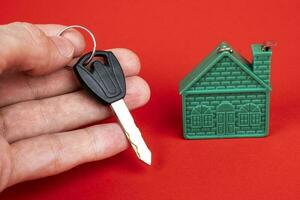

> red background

[{"left": 1, "top": 0, "right": 300, "bottom": 199}]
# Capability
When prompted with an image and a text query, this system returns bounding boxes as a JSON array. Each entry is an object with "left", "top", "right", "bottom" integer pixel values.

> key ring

[{"left": 57, "top": 25, "right": 97, "bottom": 64}]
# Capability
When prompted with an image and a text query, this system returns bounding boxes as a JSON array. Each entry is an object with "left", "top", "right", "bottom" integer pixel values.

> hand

[{"left": 0, "top": 22, "right": 150, "bottom": 191}]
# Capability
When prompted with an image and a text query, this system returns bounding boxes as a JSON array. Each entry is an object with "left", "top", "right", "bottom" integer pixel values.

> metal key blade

[{"left": 111, "top": 99, "right": 152, "bottom": 165}]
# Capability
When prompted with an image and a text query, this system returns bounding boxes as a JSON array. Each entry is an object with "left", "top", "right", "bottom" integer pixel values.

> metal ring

[
  {"left": 57, "top": 25, "right": 96, "bottom": 64},
  {"left": 217, "top": 47, "right": 233, "bottom": 53}
]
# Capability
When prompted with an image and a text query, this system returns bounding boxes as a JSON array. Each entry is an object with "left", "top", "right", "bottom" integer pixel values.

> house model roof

[{"left": 179, "top": 42, "right": 272, "bottom": 94}]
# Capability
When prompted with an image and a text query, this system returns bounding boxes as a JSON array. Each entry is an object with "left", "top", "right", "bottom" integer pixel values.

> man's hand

[{"left": 0, "top": 22, "right": 150, "bottom": 191}]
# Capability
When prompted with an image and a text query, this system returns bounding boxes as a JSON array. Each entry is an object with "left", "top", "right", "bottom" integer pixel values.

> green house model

[{"left": 179, "top": 42, "right": 273, "bottom": 139}]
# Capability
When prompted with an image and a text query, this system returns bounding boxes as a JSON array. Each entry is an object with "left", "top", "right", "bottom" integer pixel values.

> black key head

[{"left": 74, "top": 51, "right": 126, "bottom": 104}]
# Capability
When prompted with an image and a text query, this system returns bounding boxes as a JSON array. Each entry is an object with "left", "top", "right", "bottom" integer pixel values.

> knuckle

[
  {"left": 48, "top": 135, "right": 64, "bottom": 172},
  {"left": 19, "top": 22, "right": 52, "bottom": 64},
  {"left": 8, "top": 21, "right": 26, "bottom": 28},
  {"left": 21, "top": 22, "right": 52, "bottom": 74},
  {"left": 84, "top": 128, "right": 101, "bottom": 161},
  {"left": 37, "top": 99, "right": 51, "bottom": 129},
  {"left": 0, "top": 110, "right": 7, "bottom": 140},
  {"left": 0, "top": 138, "right": 13, "bottom": 191},
  {"left": 0, "top": 57, "right": 7, "bottom": 73},
  {"left": 25, "top": 78, "right": 39, "bottom": 100},
  {"left": 19, "top": 22, "right": 44, "bottom": 44}
]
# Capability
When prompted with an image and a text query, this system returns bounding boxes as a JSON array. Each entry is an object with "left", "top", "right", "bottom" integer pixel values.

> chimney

[{"left": 251, "top": 42, "right": 274, "bottom": 85}]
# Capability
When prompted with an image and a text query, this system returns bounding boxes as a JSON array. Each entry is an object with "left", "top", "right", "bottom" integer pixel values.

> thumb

[
  {"left": 0, "top": 22, "right": 85, "bottom": 75},
  {"left": 50, "top": 36, "right": 75, "bottom": 60}
]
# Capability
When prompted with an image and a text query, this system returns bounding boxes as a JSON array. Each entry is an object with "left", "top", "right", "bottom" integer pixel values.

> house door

[{"left": 217, "top": 103, "right": 235, "bottom": 134}]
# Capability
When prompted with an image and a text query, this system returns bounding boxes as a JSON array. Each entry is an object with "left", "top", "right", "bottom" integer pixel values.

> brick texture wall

[
  {"left": 253, "top": 55, "right": 271, "bottom": 85},
  {"left": 184, "top": 92, "right": 267, "bottom": 136},
  {"left": 190, "top": 56, "right": 262, "bottom": 91}
]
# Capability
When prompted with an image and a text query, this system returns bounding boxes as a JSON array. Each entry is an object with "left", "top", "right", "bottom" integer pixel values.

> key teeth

[
  {"left": 111, "top": 100, "right": 152, "bottom": 166},
  {"left": 124, "top": 130, "right": 152, "bottom": 166},
  {"left": 132, "top": 143, "right": 152, "bottom": 165}
]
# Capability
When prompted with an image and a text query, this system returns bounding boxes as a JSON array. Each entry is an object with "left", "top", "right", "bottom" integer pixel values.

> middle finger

[{"left": 1, "top": 76, "right": 150, "bottom": 143}]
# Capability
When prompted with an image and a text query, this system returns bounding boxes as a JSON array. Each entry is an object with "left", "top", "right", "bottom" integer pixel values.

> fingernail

[{"left": 51, "top": 36, "right": 75, "bottom": 58}]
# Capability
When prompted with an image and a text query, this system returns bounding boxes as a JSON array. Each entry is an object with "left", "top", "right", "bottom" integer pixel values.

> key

[{"left": 73, "top": 51, "right": 152, "bottom": 165}]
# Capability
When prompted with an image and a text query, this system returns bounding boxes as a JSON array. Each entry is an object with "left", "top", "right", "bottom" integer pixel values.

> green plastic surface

[{"left": 179, "top": 42, "right": 272, "bottom": 139}]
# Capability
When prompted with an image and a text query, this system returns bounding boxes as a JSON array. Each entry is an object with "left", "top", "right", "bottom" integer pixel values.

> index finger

[{"left": 0, "top": 22, "right": 85, "bottom": 75}]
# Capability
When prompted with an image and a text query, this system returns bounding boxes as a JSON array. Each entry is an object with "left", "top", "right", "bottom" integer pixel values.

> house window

[
  {"left": 250, "top": 112, "right": 261, "bottom": 126},
  {"left": 192, "top": 115, "right": 202, "bottom": 127},
  {"left": 239, "top": 113, "right": 249, "bottom": 126},
  {"left": 191, "top": 105, "right": 213, "bottom": 128},
  {"left": 239, "top": 104, "right": 261, "bottom": 127},
  {"left": 203, "top": 114, "right": 213, "bottom": 127}
]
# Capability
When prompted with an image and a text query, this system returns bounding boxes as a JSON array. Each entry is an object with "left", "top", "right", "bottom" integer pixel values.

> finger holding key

[{"left": 74, "top": 51, "right": 152, "bottom": 165}]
